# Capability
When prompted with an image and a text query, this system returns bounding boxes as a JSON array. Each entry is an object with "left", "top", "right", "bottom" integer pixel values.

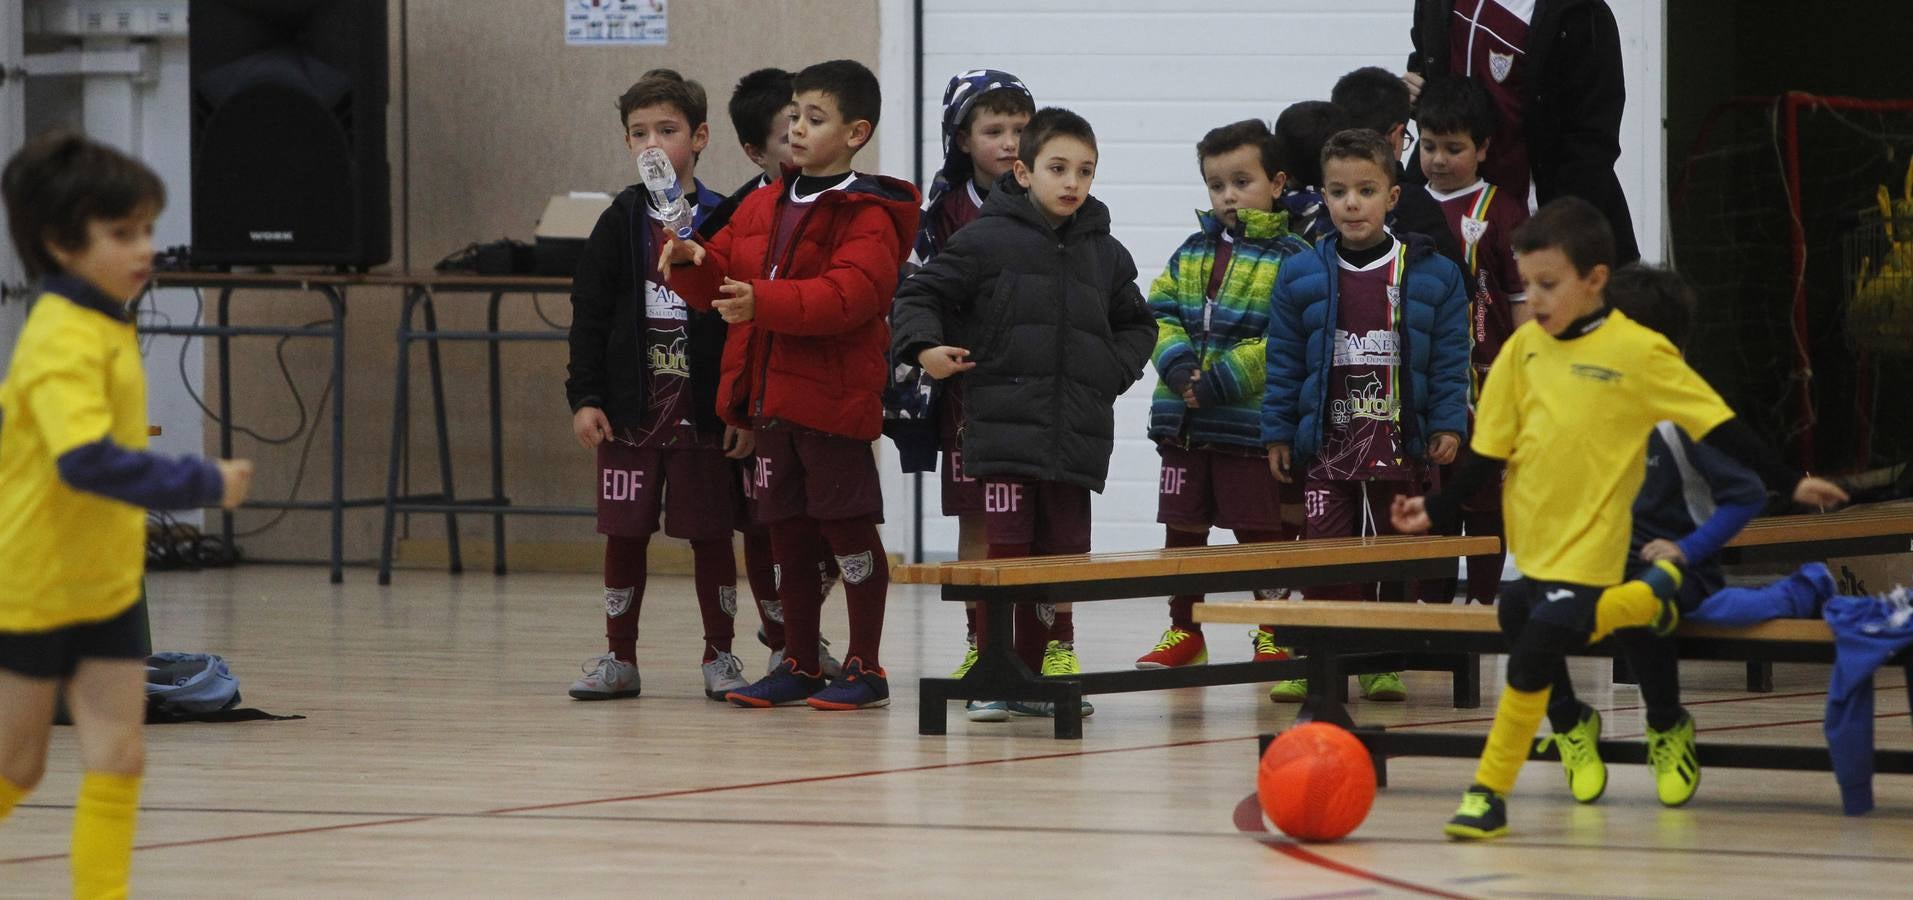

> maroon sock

[
  {"left": 741, "top": 527, "right": 785, "bottom": 650},
  {"left": 768, "top": 518, "right": 829, "bottom": 674},
  {"left": 1165, "top": 527, "right": 1210, "bottom": 629},
  {"left": 1464, "top": 510, "right": 1506, "bottom": 605},
  {"left": 1052, "top": 608, "right": 1074, "bottom": 645},
  {"left": 690, "top": 538, "right": 738, "bottom": 660},
  {"left": 603, "top": 535, "right": 648, "bottom": 663},
  {"left": 987, "top": 540, "right": 1033, "bottom": 662},
  {"left": 818, "top": 515, "right": 888, "bottom": 672}
]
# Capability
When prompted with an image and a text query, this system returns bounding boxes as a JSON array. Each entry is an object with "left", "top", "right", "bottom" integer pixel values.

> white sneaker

[
  {"left": 766, "top": 636, "right": 844, "bottom": 680},
  {"left": 569, "top": 653, "right": 640, "bottom": 700},
  {"left": 701, "top": 651, "right": 750, "bottom": 700},
  {"left": 965, "top": 699, "right": 1010, "bottom": 722}
]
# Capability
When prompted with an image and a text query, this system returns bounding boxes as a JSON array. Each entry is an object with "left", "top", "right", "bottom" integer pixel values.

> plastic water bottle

[{"left": 636, "top": 146, "right": 695, "bottom": 239}]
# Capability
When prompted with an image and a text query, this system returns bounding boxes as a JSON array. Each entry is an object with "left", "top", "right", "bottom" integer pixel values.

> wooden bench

[
  {"left": 1195, "top": 599, "right": 1913, "bottom": 781},
  {"left": 893, "top": 534, "right": 1499, "bottom": 739}
]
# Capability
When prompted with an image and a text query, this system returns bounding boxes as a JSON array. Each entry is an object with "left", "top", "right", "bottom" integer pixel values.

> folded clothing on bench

[{"left": 1826, "top": 587, "right": 1913, "bottom": 815}]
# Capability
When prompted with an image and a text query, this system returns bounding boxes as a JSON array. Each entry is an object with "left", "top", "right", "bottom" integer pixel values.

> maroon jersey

[
  {"left": 1427, "top": 179, "right": 1528, "bottom": 381},
  {"left": 925, "top": 179, "right": 985, "bottom": 260},
  {"left": 1309, "top": 240, "right": 1419, "bottom": 483},
  {"left": 1447, "top": 0, "right": 1533, "bottom": 200},
  {"left": 630, "top": 212, "right": 709, "bottom": 449},
  {"left": 1205, "top": 230, "right": 1236, "bottom": 301},
  {"left": 766, "top": 175, "right": 852, "bottom": 277}
]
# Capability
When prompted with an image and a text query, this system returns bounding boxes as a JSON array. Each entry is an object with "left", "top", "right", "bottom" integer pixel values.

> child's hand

[
  {"left": 1391, "top": 494, "right": 1431, "bottom": 534},
  {"left": 1427, "top": 432, "right": 1460, "bottom": 465},
  {"left": 917, "top": 346, "right": 976, "bottom": 380},
  {"left": 1182, "top": 371, "right": 1202, "bottom": 408},
  {"left": 656, "top": 238, "right": 706, "bottom": 276},
  {"left": 1640, "top": 538, "right": 1687, "bottom": 565},
  {"left": 1794, "top": 476, "right": 1849, "bottom": 511},
  {"left": 714, "top": 278, "right": 755, "bottom": 323},
  {"left": 573, "top": 406, "right": 612, "bottom": 449},
  {"left": 1267, "top": 443, "right": 1293, "bottom": 484},
  {"left": 723, "top": 425, "right": 755, "bottom": 460},
  {"left": 1402, "top": 71, "right": 1425, "bottom": 104},
  {"left": 217, "top": 459, "right": 254, "bottom": 510}
]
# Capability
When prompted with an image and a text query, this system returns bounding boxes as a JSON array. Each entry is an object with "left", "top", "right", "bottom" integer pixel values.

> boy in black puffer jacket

[{"left": 892, "top": 108, "right": 1157, "bottom": 719}]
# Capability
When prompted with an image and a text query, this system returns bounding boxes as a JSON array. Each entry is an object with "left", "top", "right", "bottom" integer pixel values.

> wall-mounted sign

[{"left": 566, "top": 0, "right": 667, "bottom": 46}]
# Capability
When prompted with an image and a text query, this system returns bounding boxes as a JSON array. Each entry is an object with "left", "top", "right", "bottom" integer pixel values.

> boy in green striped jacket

[{"left": 1135, "top": 119, "right": 1313, "bottom": 671}]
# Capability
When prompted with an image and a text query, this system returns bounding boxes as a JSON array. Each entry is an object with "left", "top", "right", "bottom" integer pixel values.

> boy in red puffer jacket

[{"left": 663, "top": 59, "right": 920, "bottom": 711}]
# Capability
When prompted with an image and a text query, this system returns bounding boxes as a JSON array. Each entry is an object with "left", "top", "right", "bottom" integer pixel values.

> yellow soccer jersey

[
  {"left": 1473, "top": 309, "right": 1735, "bottom": 586},
  {"left": 0, "top": 278, "right": 219, "bottom": 632}
]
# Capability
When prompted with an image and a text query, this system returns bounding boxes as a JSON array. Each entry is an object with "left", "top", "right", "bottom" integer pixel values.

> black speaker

[{"left": 189, "top": 0, "right": 389, "bottom": 268}]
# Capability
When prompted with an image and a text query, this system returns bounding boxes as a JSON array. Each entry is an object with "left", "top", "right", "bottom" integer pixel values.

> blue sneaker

[
  {"left": 806, "top": 657, "right": 890, "bottom": 710},
  {"left": 965, "top": 700, "right": 1010, "bottom": 722},
  {"left": 726, "top": 657, "right": 826, "bottom": 708}
]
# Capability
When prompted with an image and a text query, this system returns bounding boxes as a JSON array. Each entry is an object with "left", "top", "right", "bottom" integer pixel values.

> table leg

[
  {"left": 323, "top": 286, "right": 347, "bottom": 584},
  {"left": 419, "top": 292, "right": 461, "bottom": 575},
  {"left": 378, "top": 289, "right": 422, "bottom": 586},
  {"left": 216, "top": 288, "right": 235, "bottom": 556},
  {"left": 487, "top": 291, "right": 507, "bottom": 575}
]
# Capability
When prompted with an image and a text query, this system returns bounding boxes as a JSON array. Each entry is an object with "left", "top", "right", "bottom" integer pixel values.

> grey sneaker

[
  {"left": 965, "top": 699, "right": 1010, "bottom": 722},
  {"left": 701, "top": 651, "right": 750, "bottom": 701},
  {"left": 766, "top": 636, "right": 844, "bottom": 680},
  {"left": 569, "top": 653, "right": 640, "bottom": 700}
]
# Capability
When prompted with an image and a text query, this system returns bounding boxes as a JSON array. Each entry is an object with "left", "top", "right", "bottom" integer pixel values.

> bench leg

[
  {"left": 1452, "top": 652, "right": 1481, "bottom": 709},
  {"left": 1297, "top": 648, "right": 1354, "bottom": 728},
  {"left": 1051, "top": 681, "right": 1084, "bottom": 740},
  {"left": 919, "top": 677, "right": 951, "bottom": 736},
  {"left": 1612, "top": 653, "right": 1637, "bottom": 685},
  {"left": 1746, "top": 661, "right": 1774, "bottom": 693},
  {"left": 1352, "top": 725, "right": 1389, "bottom": 788}
]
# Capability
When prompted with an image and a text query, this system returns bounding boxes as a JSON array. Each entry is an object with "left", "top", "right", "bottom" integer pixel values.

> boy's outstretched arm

[
  {"left": 660, "top": 215, "right": 735, "bottom": 311},
  {"left": 751, "top": 204, "right": 911, "bottom": 336},
  {"left": 892, "top": 227, "right": 976, "bottom": 378}
]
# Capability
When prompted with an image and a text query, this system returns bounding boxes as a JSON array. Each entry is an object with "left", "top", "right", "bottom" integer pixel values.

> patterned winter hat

[{"left": 928, "top": 68, "right": 1033, "bottom": 207}]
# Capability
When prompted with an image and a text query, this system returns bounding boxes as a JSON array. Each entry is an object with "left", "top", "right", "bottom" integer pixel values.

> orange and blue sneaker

[
  {"left": 725, "top": 657, "right": 826, "bottom": 708},
  {"left": 806, "top": 657, "right": 890, "bottom": 710},
  {"left": 1135, "top": 627, "right": 1207, "bottom": 669}
]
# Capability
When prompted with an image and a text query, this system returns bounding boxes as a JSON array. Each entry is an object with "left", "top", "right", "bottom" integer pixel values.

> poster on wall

[{"left": 565, "top": 0, "right": 668, "bottom": 46}]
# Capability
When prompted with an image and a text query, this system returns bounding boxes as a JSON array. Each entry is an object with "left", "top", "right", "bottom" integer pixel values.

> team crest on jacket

[
  {"left": 1461, "top": 216, "right": 1489, "bottom": 247},
  {"left": 1488, "top": 51, "right": 1514, "bottom": 83}
]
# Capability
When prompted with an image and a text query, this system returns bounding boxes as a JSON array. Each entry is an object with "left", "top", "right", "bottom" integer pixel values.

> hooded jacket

[
  {"left": 892, "top": 175, "right": 1157, "bottom": 492},
  {"left": 1260, "top": 234, "right": 1471, "bottom": 465},
  {"left": 672, "top": 168, "right": 921, "bottom": 441},
  {"left": 1148, "top": 207, "right": 1311, "bottom": 450},
  {"left": 1407, "top": 0, "right": 1639, "bottom": 262},
  {"left": 566, "top": 180, "right": 729, "bottom": 432}
]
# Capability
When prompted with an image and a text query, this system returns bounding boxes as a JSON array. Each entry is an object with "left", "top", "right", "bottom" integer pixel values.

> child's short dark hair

[
  {"left": 1513, "top": 196, "right": 1616, "bottom": 275},
  {"left": 964, "top": 87, "right": 1036, "bottom": 129},
  {"left": 1605, "top": 263, "right": 1697, "bottom": 348},
  {"left": 2, "top": 129, "right": 165, "bottom": 280},
  {"left": 1017, "top": 107, "right": 1097, "bottom": 169},
  {"left": 1319, "top": 129, "right": 1400, "bottom": 187},
  {"left": 618, "top": 68, "right": 708, "bottom": 130},
  {"left": 728, "top": 67, "right": 793, "bottom": 149},
  {"left": 1196, "top": 118, "right": 1284, "bottom": 180},
  {"left": 1273, "top": 100, "right": 1350, "bottom": 189},
  {"left": 792, "top": 59, "right": 882, "bottom": 129},
  {"left": 1330, "top": 66, "right": 1413, "bottom": 135},
  {"left": 1415, "top": 74, "right": 1497, "bottom": 144}
]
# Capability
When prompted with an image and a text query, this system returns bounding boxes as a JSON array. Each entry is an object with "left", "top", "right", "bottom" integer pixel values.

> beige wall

[{"left": 217, "top": 0, "right": 883, "bottom": 566}]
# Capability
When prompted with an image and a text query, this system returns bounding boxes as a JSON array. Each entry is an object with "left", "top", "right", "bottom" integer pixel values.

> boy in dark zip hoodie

[
  {"left": 893, "top": 107, "right": 1157, "bottom": 719},
  {"left": 663, "top": 60, "right": 921, "bottom": 712}
]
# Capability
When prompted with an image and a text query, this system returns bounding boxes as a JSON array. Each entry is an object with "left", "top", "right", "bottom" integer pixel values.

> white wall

[
  {"left": 0, "top": 0, "right": 27, "bottom": 370},
  {"left": 881, "top": 0, "right": 1663, "bottom": 557}
]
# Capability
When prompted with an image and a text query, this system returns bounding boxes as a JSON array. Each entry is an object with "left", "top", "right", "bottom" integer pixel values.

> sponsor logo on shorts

[
  {"left": 1546, "top": 589, "right": 1574, "bottom": 603},
  {"left": 604, "top": 586, "right": 635, "bottom": 617},
  {"left": 1305, "top": 489, "right": 1329, "bottom": 520},
  {"left": 983, "top": 482, "right": 1024, "bottom": 513},
  {"left": 602, "top": 467, "right": 647, "bottom": 501},
  {"left": 951, "top": 450, "right": 975, "bottom": 483},
  {"left": 1160, "top": 465, "right": 1188, "bottom": 497},
  {"left": 836, "top": 551, "right": 876, "bottom": 586},
  {"left": 753, "top": 457, "right": 775, "bottom": 489}
]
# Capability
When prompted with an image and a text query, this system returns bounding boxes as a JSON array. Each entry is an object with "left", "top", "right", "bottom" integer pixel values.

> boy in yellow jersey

[
  {"left": 1393, "top": 196, "right": 1846, "bottom": 840},
  {"left": 0, "top": 131, "right": 252, "bottom": 897}
]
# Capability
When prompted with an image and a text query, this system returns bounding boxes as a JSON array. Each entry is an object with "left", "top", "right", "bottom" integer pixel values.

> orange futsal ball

[{"left": 1257, "top": 722, "right": 1377, "bottom": 842}]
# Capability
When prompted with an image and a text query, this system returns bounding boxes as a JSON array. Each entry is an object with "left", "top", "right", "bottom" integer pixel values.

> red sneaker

[
  {"left": 1135, "top": 627, "right": 1208, "bottom": 669},
  {"left": 1250, "top": 629, "right": 1292, "bottom": 663}
]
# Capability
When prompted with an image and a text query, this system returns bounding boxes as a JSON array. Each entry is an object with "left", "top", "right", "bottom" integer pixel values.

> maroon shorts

[
  {"left": 1155, "top": 445, "right": 1283, "bottom": 531},
  {"left": 596, "top": 441, "right": 735, "bottom": 540},
  {"left": 982, "top": 479, "right": 1091, "bottom": 555},
  {"left": 1300, "top": 478, "right": 1415, "bottom": 541},
  {"left": 940, "top": 446, "right": 986, "bottom": 517},
  {"left": 750, "top": 426, "right": 884, "bottom": 524}
]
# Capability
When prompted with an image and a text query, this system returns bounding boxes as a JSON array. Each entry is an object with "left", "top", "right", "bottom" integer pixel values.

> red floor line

[{"left": 1230, "top": 793, "right": 1475, "bottom": 899}]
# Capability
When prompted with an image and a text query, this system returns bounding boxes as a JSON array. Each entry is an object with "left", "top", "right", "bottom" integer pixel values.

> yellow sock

[
  {"left": 72, "top": 772, "right": 140, "bottom": 900},
  {"left": 1473, "top": 684, "right": 1551, "bottom": 796},
  {"left": 1591, "top": 562, "right": 1683, "bottom": 639},
  {"left": 0, "top": 773, "right": 23, "bottom": 819}
]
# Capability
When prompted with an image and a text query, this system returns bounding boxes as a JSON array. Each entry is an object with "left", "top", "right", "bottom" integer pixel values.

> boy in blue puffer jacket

[
  {"left": 1135, "top": 119, "right": 1312, "bottom": 672},
  {"left": 1260, "top": 128, "right": 1472, "bottom": 702}
]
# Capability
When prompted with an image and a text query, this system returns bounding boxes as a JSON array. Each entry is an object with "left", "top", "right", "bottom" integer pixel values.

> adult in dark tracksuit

[{"left": 1404, "top": 0, "right": 1641, "bottom": 263}]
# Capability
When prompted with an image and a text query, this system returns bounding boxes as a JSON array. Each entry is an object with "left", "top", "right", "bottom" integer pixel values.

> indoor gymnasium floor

[{"left": 2, "top": 565, "right": 1908, "bottom": 897}]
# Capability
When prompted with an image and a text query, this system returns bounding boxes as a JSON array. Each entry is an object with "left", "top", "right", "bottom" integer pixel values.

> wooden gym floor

[{"left": 1, "top": 566, "right": 1908, "bottom": 897}]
